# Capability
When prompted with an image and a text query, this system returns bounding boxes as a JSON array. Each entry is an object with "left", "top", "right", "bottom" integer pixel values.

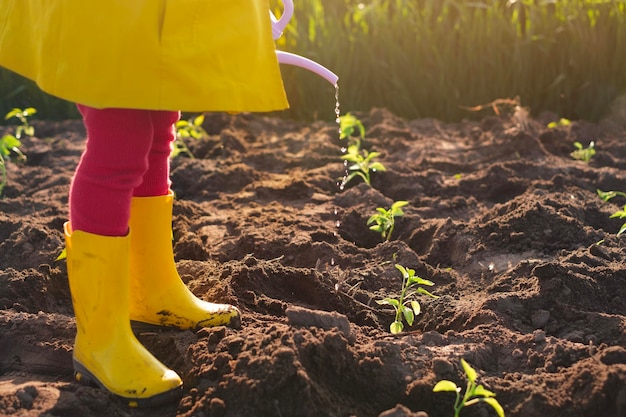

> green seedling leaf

[
  {"left": 401, "top": 305, "right": 415, "bottom": 326},
  {"left": 417, "top": 287, "right": 439, "bottom": 299},
  {"left": 482, "top": 397, "right": 505, "bottom": 417},
  {"left": 56, "top": 248, "right": 67, "bottom": 261},
  {"left": 409, "top": 300, "right": 421, "bottom": 316},
  {"left": 474, "top": 384, "right": 496, "bottom": 398},
  {"left": 389, "top": 320, "right": 403, "bottom": 334},
  {"left": 433, "top": 380, "right": 459, "bottom": 392},
  {"left": 0, "top": 134, "right": 22, "bottom": 157},
  {"left": 193, "top": 114, "right": 205, "bottom": 127},
  {"left": 376, "top": 298, "right": 400, "bottom": 308},
  {"left": 461, "top": 359, "right": 477, "bottom": 383},
  {"left": 597, "top": 189, "right": 624, "bottom": 202}
]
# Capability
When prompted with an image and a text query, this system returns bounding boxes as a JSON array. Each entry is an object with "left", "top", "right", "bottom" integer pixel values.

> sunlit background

[{"left": 2, "top": 0, "right": 625, "bottom": 122}]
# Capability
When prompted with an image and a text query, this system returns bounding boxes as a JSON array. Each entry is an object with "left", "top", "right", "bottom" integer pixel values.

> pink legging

[{"left": 70, "top": 105, "right": 181, "bottom": 236}]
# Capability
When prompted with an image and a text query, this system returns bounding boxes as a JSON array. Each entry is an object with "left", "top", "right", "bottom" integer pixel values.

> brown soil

[{"left": 1, "top": 108, "right": 625, "bottom": 417}]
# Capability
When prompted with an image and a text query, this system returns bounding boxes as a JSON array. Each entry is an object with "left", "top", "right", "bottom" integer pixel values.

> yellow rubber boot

[
  {"left": 64, "top": 223, "right": 183, "bottom": 407},
  {"left": 128, "top": 191, "right": 241, "bottom": 330}
]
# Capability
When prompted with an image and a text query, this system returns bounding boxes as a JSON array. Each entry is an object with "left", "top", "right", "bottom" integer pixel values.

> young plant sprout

[
  {"left": 0, "top": 108, "right": 32, "bottom": 196},
  {"left": 367, "top": 200, "right": 408, "bottom": 242},
  {"left": 337, "top": 112, "right": 385, "bottom": 188},
  {"left": 547, "top": 117, "right": 571, "bottom": 129},
  {"left": 597, "top": 189, "right": 626, "bottom": 236},
  {"left": 340, "top": 144, "right": 386, "bottom": 187},
  {"left": 339, "top": 112, "right": 365, "bottom": 142},
  {"left": 433, "top": 359, "right": 505, "bottom": 417},
  {"left": 377, "top": 264, "right": 438, "bottom": 334},
  {"left": 171, "top": 113, "right": 207, "bottom": 159},
  {"left": 5, "top": 107, "right": 36, "bottom": 139},
  {"left": 570, "top": 141, "right": 595, "bottom": 163}
]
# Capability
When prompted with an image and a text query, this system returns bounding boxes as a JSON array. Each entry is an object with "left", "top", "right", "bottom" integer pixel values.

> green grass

[
  {"left": 2, "top": 0, "right": 625, "bottom": 123},
  {"left": 275, "top": 0, "right": 626, "bottom": 121}
]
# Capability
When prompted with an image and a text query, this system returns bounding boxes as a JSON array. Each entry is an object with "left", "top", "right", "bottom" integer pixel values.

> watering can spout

[
  {"left": 271, "top": 0, "right": 337, "bottom": 86},
  {"left": 275, "top": 51, "right": 338, "bottom": 86}
]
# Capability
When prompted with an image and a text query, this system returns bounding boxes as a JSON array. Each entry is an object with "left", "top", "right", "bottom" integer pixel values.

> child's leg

[
  {"left": 127, "top": 110, "right": 241, "bottom": 329},
  {"left": 66, "top": 105, "right": 184, "bottom": 404},
  {"left": 70, "top": 105, "right": 154, "bottom": 236},
  {"left": 133, "top": 110, "right": 180, "bottom": 197}
]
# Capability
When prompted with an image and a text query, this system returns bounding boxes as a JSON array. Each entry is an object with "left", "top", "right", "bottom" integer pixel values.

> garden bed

[{"left": 1, "top": 108, "right": 625, "bottom": 417}]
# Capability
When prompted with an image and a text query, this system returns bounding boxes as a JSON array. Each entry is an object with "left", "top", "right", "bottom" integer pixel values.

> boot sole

[
  {"left": 73, "top": 360, "right": 183, "bottom": 408},
  {"left": 130, "top": 311, "right": 242, "bottom": 332}
]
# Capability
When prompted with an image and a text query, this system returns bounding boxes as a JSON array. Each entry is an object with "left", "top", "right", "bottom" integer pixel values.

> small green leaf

[
  {"left": 56, "top": 248, "right": 67, "bottom": 261},
  {"left": 2, "top": 135, "right": 21, "bottom": 149},
  {"left": 23, "top": 107, "right": 37, "bottom": 117},
  {"left": 474, "top": 384, "right": 496, "bottom": 398},
  {"left": 5, "top": 108, "right": 21, "bottom": 120},
  {"left": 401, "top": 305, "right": 415, "bottom": 326},
  {"left": 409, "top": 300, "right": 421, "bottom": 316},
  {"left": 377, "top": 298, "right": 400, "bottom": 307},
  {"left": 193, "top": 114, "right": 205, "bottom": 126},
  {"left": 391, "top": 200, "right": 409, "bottom": 209},
  {"left": 433, "top": 380, "right": 459, "bottom": 392},
  {"left": 609, "top": 209, "right": 626, "bottom": 219},
  {"left": 369, "top": 162, "right": 387, "bottom": 171},
  {"left": 416, "top": 287, "right": 439, "bottom": 299},
  {"left": 481, "top": 397, "right": 505, "bottom": 417},
  {"left": 390, "top": 320, "right": 403, "bottom": 334},
  {"left": 394, "top": 264, "right": 408, "bottom": 275},
  {"left": 461, "top": 359, "right": 477, "bottom": 383}
]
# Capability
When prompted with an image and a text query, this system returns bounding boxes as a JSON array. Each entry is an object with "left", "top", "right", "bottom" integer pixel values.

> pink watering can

[{"left": 271, "top": 0, "right": 339, "bottom": 86}]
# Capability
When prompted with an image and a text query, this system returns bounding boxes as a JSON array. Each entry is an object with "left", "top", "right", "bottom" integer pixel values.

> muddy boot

[
  {"left": 64, "top": 223, "right": 183, "bottom": 407},
  {"left": 128, "top": 191, "right": 241, "bottom": 330}
]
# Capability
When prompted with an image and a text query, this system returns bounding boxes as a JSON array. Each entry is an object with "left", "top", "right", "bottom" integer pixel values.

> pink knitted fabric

[{"left": 69, "top": 105, "right": 180, "bottom": 236}]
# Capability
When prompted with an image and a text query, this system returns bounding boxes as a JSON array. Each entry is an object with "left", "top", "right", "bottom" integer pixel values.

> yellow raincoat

[{"left": 0, "top": 0, "right": 289, "bottom": 112}]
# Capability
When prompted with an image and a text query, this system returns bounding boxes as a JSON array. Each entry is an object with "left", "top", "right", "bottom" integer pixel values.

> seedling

[
  {"left": 339, "top": 112, "right": 365, "bottom": 142},
  {"left": 547, "top": 117, "right": 571, "bottom": 129},
  {"left": 597, "top": 189, "right": 626, "bottom": 236},
  {"left": 367, "top": 200, "right": 409, "bottom": 242},
  {"left": 337, "top": 113, "right": 386, "bottom": 188},
  {"left": 377, "top": 264, "right": 438, "bottom": 334},
  {"left": 171, "top": 114, "right": 207, "bottom": 159},
  {"left": 6, "top": 107, "right": 36, "bottom": 139},
  {"left": 0, "top": 107, "right": 32, "bottom": 195},
  {"left": 340, "top": 143, "right": 386, "bottom": 187},
  {"left": 570, "top": 141, "right": 595, "bottom": 163},
  {"left": 433, "top": 358, "right": 505, "bottom": 417}
]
